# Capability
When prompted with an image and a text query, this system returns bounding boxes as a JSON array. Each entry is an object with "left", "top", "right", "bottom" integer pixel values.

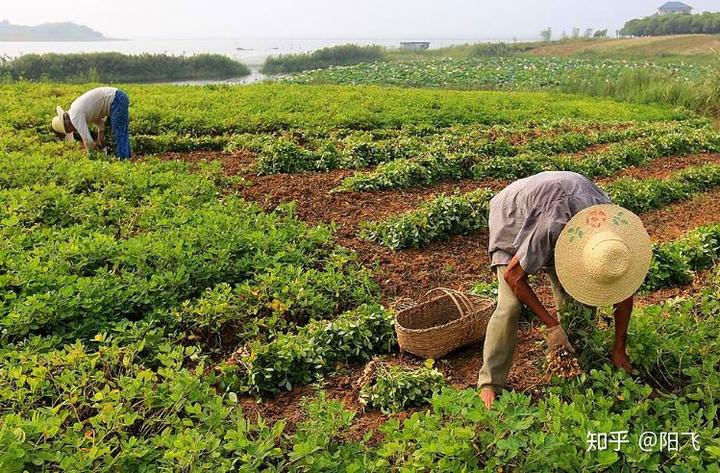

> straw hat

[
  {"left": 51, "top": 106, "right": 67, "bottom": 135},
  {"left": 555, "top": 204, "right": 652, "bottom": 307}
]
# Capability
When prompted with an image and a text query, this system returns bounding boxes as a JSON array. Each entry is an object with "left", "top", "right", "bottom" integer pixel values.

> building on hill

[{"left": 658, "top": 2, "right": 693, "bottom": 15}]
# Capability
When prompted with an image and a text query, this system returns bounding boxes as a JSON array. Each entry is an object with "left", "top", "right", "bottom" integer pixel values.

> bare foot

[{"left": 611, "top": 350, "right": 639, "bottom": 375}]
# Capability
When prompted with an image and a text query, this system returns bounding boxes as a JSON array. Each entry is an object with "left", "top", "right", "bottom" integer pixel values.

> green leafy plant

[
  {"left": 359, "top": 188, "right": 493, "bottom": 249},
  {"left": 359, "top": 359, "right": 447, "bottom": 414},
  {"left": 217, "top": 304, "right": 397, "bottom": 395},
  {"left": 339, "top": 121, "right": 692, "bottom": 192}
]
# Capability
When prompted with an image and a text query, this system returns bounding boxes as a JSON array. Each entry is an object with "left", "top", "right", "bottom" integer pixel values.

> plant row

[
  {"left": 339, "top": 124, "right": 720, "bottom": 192},
  {"left": 132, "top": 119, "right": 656, "bottom": 172},
  {"left": 216, "top": 304, "right": 396, "bottom": 395},
  {"left": 360, "top": 188, "right": 494, "bottom": 249},
  {"left": 363, "top": 161, "right": 720, "bottom": 249},
  {"left": 644, "top": 222, "right": 720, "bottom": 291},
  {"left": 252, "top": 119, "right": 658, "bottom": 175}
]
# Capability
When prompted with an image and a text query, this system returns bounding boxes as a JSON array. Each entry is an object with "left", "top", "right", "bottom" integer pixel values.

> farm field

[
  {"left": 285, "top": 56, "right": 720, "bottom": 117},
  {"left": 286, "top": 57, "right": 708, "bottom": 89},
  {"left": 2, "top": 82, "right": 720, "bottom": 471}
]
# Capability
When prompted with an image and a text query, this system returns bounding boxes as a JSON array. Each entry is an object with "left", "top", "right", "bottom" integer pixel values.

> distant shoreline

[
  {"left": 0, "top": 38, "right": 124, "bottom": 42},
  {"left": 0, "top": 20, "right": 115, "bottom": 43}
]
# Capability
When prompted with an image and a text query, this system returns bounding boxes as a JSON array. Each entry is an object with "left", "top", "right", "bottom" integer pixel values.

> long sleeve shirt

[
  {"left": 488, "top": 171, "right": 611, "bottom": 274},
  {"left": 68, "top": 87, "right": 118, "bottom": 149}
]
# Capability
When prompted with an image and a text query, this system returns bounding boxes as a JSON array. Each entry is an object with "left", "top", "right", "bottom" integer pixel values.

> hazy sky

[{"left": 3, "top": 0, "right": 720, "bottom": 40}]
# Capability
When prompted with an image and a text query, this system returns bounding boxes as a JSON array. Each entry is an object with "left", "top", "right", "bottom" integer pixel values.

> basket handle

[{"left": 424, "top": 287, "right": 477, "bottom": 318}]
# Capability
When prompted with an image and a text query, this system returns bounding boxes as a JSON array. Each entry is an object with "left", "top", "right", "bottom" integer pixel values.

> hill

[
  {"left": 526, "top": 34, "right": 720, "bottom": 58},
  {"left": 0, "top": 20, "right": 109, "bottom": 41}
]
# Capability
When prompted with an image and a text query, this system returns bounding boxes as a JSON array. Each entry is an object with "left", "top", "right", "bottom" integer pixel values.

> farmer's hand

[
  {"left": 480, "top": 387, "right": 496, "bottom": 409},
  {"left": 97, "top": 129, "right": 106, "bottom": 148},
  {"left": 544, "top": 324, "right": 575, "bottom": 353}
]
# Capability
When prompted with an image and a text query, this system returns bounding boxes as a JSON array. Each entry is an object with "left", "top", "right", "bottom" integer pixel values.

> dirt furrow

[
  {"left": 597, "top": 152, "right": 720, "bottom": 184},
  {"left": 640, "top": 187, "right": 720, "bottom": 242}
]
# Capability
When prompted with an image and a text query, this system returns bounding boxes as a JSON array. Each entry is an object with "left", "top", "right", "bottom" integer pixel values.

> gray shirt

[{"left": 488, "top": 171, "right": 611, "bottom": 274}]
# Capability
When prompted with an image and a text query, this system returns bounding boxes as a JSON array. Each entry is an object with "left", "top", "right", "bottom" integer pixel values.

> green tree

[
  {"left": 621, "top": 11, "right": 720, "bottom": 36},
  {"left": 540, "top": 27, "right": 552, "bottom": 42}
]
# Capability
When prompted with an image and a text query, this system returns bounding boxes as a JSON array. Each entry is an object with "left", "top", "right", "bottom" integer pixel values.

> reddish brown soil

[
  {"left": 240, "top": 170, "right": 508, "bottom": 231},
  {"left": 238, "top": 166, "right": 508, "bottom": 301},
  {"left": 154, "top": 150, "right": 255, "bottom": 176},
  {"left": 642, "top": 188, "right": 720, "bottom": 242},
  {"left": 598, "top": 153, "right": 720, "bottom": 184},
  {"left": 638, "top": 269, "right": 713, "bottom": 306}
]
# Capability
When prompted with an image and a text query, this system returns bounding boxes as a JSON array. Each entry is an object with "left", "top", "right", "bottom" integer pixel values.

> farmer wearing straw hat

[
  {"left": 478, "top": 171, "right": 652, "bottom": 409},
  {"left": 51, "top": 87, "right": 131, "bottom": 160}
]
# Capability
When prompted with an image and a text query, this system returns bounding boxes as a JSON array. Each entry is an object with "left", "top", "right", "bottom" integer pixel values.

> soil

[
  {"left": 155, "top": 150, "right": 255, "bottom": 176},
  {"left": 239, "top": 170, "right": 508, "bottom": 232},
  {"left": 237, "top": 163, "right": 510, "bottom": 301},
  {"left": 597, "top": 153, "right": 720, "bottom": 184},
  {"left": 638, "top": 268, "right": 712, "bottom": 306},
  {"left": 641, "top": 188, "right": 720, "bottom": 242}
]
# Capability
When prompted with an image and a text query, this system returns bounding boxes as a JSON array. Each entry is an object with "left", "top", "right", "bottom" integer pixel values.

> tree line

[
  {"left": 622, "top": 11, "right": 720, "bottom": 36},
  {"left": 0, "top": 52, "right": 250, "bottom": 83}
]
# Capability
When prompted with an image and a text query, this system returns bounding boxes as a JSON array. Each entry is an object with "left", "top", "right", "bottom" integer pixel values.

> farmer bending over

[
  {"left": 52, "top": 87, "right": 131, "bottom": 160},
  {"left": 478, "top": 171, "right": 652, "bottom": 409}
]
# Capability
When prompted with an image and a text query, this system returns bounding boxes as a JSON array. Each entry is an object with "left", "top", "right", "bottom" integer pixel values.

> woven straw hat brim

[
  {"left": 52, "top": 106, "right": 67, "bottom": 135},
  {"left": 555, "top": 204, "right": 652, "bottom": 307}
]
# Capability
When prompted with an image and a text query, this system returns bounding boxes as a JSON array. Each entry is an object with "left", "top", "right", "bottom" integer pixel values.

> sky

[{"left": 2, "top": 0, "right": 720, "bottom": 40}]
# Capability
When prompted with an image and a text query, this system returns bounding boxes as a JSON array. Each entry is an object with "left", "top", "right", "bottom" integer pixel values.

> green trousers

[{"left": 477, "top": 265, "right": 571, "bottom": 393}]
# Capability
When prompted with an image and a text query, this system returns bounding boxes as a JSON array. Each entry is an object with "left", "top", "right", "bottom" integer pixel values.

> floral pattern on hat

[
  {"left": 567, "top": 227, "right": 584, "bottom": 243},
  {"left": 612, "top": 211, "right": 630, "bottom": 227},
  {"left": 586, "top": 210, "right": 608, "bottom": 229}
]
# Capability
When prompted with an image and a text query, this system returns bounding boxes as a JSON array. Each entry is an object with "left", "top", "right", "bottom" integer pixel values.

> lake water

[{"left": 0, "top": 38, "right": 518, "bottom": 84}]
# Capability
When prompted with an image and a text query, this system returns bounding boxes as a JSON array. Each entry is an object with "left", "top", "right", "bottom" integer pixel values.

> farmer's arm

[
  {"left": 70, "top": 113, "right": 96, "bottom": 151},
  {"left": 97, "top": 121, "right": 106, "bottom": 148},
  {"left": 611, "top": 296, "right": 635, "bottom": 373},
  {"left": 503, "top": 255, "right": 559, "bottom": 328}
]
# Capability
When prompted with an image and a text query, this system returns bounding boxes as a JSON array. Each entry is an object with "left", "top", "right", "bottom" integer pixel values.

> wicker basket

[{"left": 395, "top": 288, "right": 494, "bottom": 359}]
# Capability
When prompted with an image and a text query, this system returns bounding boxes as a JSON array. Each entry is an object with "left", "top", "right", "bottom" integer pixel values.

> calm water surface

[{"left": 0, "top": 37, "right": 518, "bottom": 84}]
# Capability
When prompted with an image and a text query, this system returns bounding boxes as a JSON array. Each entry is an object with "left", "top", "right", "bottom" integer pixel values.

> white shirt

[{"left": 68, "top": 87, "right": 118, "bottom": 148}]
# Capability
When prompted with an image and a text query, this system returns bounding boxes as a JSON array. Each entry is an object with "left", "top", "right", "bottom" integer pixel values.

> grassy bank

[
  {"left": 394, "top": 35, "right": 720, "bottom": 61},
  {"left": 526, "top": 34, "right": 720, "bottom": 62},
  {"left": 262, "top": 44, "right": 384, "bottom": 74},
  {"left": 0, "top": 52, "right": 251, "bottom": 83}
]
